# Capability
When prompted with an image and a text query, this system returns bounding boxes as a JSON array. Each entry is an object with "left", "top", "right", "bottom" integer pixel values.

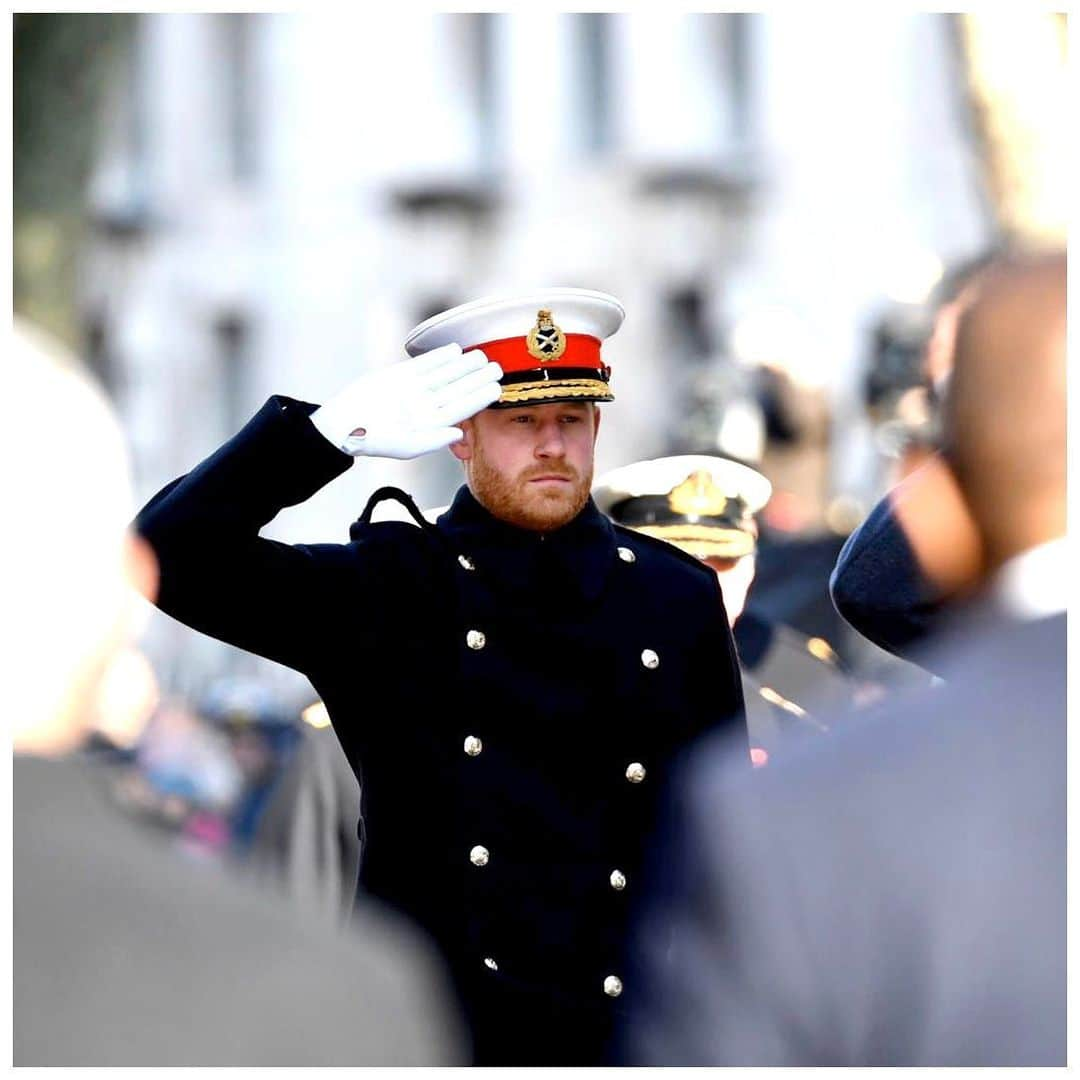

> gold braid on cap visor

[
  {"left": 631, "top": 523, "right": 756, "bottom": 560},
  {"left": 494, "top": 376, "right": 614, "bottom": 406}
]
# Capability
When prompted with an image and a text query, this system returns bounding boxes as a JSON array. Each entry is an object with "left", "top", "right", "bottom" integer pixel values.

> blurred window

[
  {"left": 577, "top": 14, "right": 612, "bottom": 156},
  {"left": 727, "top": 13, "right": 754, "bottom": 145},
  {"left": 610, "top": 13, "right": 750, "bottom": 159},
  {"left": 471, "top": 14, "right": 499, "bottom": 170},
  {"left": 665, "top": 284, "right": 714, "bottom": 364},
  {"left": 219, "top": 14, "right": 256, "bottom": 184},
  {"left": 214, "top": 313, "right": 251, "bottom": 439},
  {"left": 85, "top": 313, "right": 116, "bottom": 396}
]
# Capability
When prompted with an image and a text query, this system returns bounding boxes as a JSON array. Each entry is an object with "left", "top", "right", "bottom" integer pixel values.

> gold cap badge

[
  {"left": 526, "top": 309, "right": 567, "bottom": 362},
  {"left": 668, "top": 470, "right": 729, "bottom": 517}
]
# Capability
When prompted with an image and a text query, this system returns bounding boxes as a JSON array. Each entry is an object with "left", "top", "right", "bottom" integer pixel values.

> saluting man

[
  {"left": 595, "top": 454, "right": 856, "bottom": 763},
  {"left": 134, "top": 289, "right": 746, "bottom": 1066}
]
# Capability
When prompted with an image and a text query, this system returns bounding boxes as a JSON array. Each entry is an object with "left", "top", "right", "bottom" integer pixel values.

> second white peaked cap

[
  {"left": 593, "top": 454, "right": 773, "bottom": 560},
  {"left": 404, "top": 288, "right": 625, "bottom": 408}
]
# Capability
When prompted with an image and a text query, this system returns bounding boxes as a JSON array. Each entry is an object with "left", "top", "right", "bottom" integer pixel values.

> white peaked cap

[
  {"left": 404, "top": 288, "right": 625, "bottom": 407},
  {"left": 593, "top": 454, "right": 773, "bottom": 517}
]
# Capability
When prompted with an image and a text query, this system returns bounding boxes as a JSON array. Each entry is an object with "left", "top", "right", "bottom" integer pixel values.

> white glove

[{"left": 311, "top": 344, "right": 503, "bottom": 459}]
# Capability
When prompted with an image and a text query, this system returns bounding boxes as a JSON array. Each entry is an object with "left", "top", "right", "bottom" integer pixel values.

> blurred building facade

[{"left": 78, "top": 12, "right": 995, "bottom": 696}]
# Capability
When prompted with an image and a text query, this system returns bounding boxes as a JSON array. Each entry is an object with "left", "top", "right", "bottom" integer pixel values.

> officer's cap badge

[
  {"left": 668, "top": 470, "right": 729, "bottom": 518},
  {"left": 526, "top": 309, "right": 567, "bottom": 363}
]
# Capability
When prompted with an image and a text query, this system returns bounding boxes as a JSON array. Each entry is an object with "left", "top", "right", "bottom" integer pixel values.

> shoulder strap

[{"left": 352, "top": 486, "right": 449, "bottom": 549}]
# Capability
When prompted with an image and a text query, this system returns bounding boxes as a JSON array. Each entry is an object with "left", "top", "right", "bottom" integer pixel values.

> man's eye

[
  {"left": 512, "top": 415, "right": 533, "bottom": 424},
  {"left": 560, "top": 415, "right": 581, "bottom": 424}
]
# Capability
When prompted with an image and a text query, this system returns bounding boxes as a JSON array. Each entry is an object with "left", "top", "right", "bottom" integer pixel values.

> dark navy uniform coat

[{"left": 135, "top": 396, "right": 747, "bottom": 1065}]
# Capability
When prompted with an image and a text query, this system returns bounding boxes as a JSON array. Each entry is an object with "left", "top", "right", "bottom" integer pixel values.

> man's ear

[
  {"left": 592, "top": 404, "right": 602, "bottom": 444},
  {"left": 449, "top": 418, "right": 475, "bottom": 462}
]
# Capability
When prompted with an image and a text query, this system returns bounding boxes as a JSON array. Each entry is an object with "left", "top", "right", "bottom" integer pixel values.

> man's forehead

[{"left": 492, "top": 401, "right": 594, "bottom": 417}]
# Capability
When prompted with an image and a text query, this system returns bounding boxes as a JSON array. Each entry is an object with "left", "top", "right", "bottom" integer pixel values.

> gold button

[
  {"left": 458, "top": 554, "right": 476, "bottom": 571},
  {"left": 617, "top": 546, "right": 636, "bottom": 563},
  {"left": 466, "top": 630, "right": 486, "bottom": 650},
  {"left": 625, "top": 762, "right": 647, "bottom": 784},
  {"left": 469, "top": 845, "right": 490, "bottom": 867},
  {"left": 641, "top": 649, "right": 659, "bottom": 669},
  {"left": 483, "top": 957, "right": 498, "bottom": 971},
  {"left": 604, "top": 975, "right": 623, "bottom": 998},
  {"left": 610, "top": 869, "right": 627, "bottom": 891},
  {"left": 464, "top": 735, "right": 483, "bottom": 757}
]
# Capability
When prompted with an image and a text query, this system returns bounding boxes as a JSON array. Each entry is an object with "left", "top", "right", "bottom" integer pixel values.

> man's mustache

[{"left": 520, "top": 465, "right": 579, "bottom": 482}]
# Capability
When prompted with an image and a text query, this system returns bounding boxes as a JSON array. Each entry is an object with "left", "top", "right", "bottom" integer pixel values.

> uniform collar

[
  {"left": 436, "top": 485, "right": 617, "bottom": 603},
  {"left": 988, "top": 537, "right": 1068, "bottom": 621}
]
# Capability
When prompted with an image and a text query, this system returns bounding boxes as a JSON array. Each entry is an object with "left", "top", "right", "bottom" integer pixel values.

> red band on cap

[{"left": 472, "top": 334, "right": 603, "bottom": 375}]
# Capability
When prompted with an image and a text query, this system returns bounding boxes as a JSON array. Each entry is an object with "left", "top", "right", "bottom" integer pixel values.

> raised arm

[{"left": 135, "top": 346, "right": 502, "bottom": 674}]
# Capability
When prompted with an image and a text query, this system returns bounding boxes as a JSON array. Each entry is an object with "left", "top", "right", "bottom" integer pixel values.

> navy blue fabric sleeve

[
  {"left": 134, "top": 395, "right": 358, "bottom": 674},
  {"left": 828, "top": 494, "right": 946, "bottom": 662}
]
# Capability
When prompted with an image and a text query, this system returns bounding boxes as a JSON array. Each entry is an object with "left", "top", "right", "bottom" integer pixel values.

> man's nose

[{"left": 535, "top": 422, "right": 566, "bottom": 457}]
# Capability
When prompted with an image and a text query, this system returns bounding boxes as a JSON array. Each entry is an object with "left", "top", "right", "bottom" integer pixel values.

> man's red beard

[{"left": 469, "top": 444, "right": 593, "bottom": 532}]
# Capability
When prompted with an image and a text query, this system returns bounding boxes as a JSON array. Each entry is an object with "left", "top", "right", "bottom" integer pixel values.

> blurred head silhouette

[
  {"left": 897, "top": 251, "right": 1067, "bottom": 594},
  {"left": 7, "top": 318, "right": 157, "bottom": 756},
  {"left": 943, "top": 251, "right": 1067, "bottom": 570}
]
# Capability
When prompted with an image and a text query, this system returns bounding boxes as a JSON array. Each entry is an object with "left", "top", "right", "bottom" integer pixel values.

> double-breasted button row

[
  {"left": 466, "top": 627, "right": 660, "bottom": 674},
  {"left": 480, "top": 957, "right": 622, "bottom": 1000},
  {"left": 462, "top": 731, "right": 647, "bottom": 783}
]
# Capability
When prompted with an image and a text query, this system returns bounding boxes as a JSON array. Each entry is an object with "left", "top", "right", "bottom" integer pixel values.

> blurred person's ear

[
  {"left": 889, "top": 452, "right": 985, "bottom": 598},
  {"left": 124, "top": 531, "right": 160, "bottom": 603}
]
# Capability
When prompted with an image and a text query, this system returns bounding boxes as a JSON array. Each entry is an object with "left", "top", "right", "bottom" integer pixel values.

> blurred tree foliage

[{"left": 14, "top": 14, "right": 134, "bottom": 346}]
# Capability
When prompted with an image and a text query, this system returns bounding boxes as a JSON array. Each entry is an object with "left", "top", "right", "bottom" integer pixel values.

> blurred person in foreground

[
  {"left": 829, "top": 252, "right": 1001, "bottom": 666},
  {"left": 595, "top": 454, "right": 856, "bottom": 764},
  {"left": 620, "top": 251, "right": 1066, "bottom": 1066},
  {"left": 133, "top": 289, "right": 747, "bottom": 1065},
  {"left": 10, "top": 319, "right": 465, "bottom": 1065}
]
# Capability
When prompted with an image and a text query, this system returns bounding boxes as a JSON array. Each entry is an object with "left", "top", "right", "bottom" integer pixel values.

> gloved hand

[{"left": 311, "top": 344, "right": 503, "bottom": 459}]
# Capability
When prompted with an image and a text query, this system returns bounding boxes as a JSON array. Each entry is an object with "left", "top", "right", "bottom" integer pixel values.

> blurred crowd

[
  {"left": 11, "top": 244, "right": 1066, "bottom": 1065},
  {"left": 85, "top": 672, "right": 364, "bottom": 923}
]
